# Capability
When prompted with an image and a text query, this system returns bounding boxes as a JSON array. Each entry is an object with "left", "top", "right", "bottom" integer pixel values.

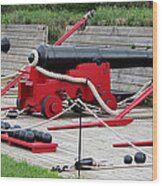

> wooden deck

[{"left": 1, "top": 97, "right": 153, "bottom": 180}]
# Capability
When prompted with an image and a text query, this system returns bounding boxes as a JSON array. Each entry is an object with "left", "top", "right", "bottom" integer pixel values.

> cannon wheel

[{"left": 41, "top": 95, "right": 62, "bottom": 118}]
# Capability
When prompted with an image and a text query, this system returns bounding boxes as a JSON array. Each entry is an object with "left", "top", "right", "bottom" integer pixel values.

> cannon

[
  {"left": 16, "top": 10, "right": 153, "bottom": 118},
  {"left": 1, "top": 37, "right": 11, "bottom": 53},
  {"left": 28, "top": 44, "right": 152, "bottom": 73},
  {"left": 17, "top": 44, "right": 152, "bottom": 118}
]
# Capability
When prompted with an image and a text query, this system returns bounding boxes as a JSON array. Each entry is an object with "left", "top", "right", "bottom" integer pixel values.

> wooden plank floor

[{"left": 1, "top": 97, "right": 153, "bottom": 180}]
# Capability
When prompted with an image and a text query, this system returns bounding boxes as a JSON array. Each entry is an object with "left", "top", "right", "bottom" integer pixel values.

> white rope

[
  {"left": 29, "top": 49, "right": 39, "bottom": 67},
  {"left": 77, "top": 99, "right": 152, "bottom": 159},
  {"left": 1, "top": 72, "right": 19, "bottom": 81},
  {"left": 1, "top": 102, "right": 77, "bottom": 132},
  {"left": 117, "top": 80, "right": 152, "bottom": 106},
  {"left": 57, "top": 163, "right": 152, "bottom": 172},
  {"left": 1, "top": 65, "right": 26, "bottom": 81},
  {"left": 36, "top": 66, "right": 118, "bottom": 116}
]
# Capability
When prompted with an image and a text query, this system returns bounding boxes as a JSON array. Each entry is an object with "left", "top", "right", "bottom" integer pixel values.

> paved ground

[{"left": 1, "top": 97, "right": 153, "bottom": 181}]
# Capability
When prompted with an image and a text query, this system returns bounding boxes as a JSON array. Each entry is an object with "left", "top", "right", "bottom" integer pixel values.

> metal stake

[{"left": 78, "top": 113, "right": 82, "bottom": 178}]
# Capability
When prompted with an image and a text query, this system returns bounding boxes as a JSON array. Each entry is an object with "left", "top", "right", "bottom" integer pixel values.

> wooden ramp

[{"left": 1, "top": 97, "right": 153, "bottom": 180}]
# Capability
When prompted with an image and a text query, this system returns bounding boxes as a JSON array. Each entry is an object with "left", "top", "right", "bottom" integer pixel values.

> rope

[
  {"left": 1, "top": 72, "right": 19, "bottom": 81},
  {"left": 63, "top": 163, "right": 152, "bottom": 172},
  {"left": 1, "top": 65, "right": 26, "bottom": 81},
  {"left": 117, "top": 80, "right": 152, "bottom": 106},
  {"left": 29, "top": 50, "right": 39, "bottom": 67},
  {"left": 1, "top": 102, "right": 77, "bottom": 132},
  {"left": 77, "top": 99, "right": 152, "bottom": 159},
  {"left": 36, "top": 66, "right": 118, "bottom": 116}
]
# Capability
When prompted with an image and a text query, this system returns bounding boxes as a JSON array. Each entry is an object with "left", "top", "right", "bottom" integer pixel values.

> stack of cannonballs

[
  {"left": 124, "top": 152, "right": 146, "bottom": 164},
  {"left": 1, "top": 121, "right": 52, "bottom": 143}
]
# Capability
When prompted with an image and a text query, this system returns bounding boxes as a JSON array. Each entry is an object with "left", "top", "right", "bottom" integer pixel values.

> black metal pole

[{"left": 78, "top": 113, "right": 82, "bottom": 178}]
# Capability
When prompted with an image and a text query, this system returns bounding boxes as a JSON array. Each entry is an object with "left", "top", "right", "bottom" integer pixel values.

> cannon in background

[{"left": 1, "top": 37, "right": 11, "bottom": 53}]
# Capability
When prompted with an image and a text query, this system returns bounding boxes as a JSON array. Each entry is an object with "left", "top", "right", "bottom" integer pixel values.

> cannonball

[
  {"left": 35, "top": 131, "right": 44, "bottom": 141},
  {"left": 13, "top": 130, "right": 20, "bottom": 139},
  {"left": 18, "top": 130, "right": 26, "bottom": 140},
  {"left": 124, "top": 155, "right": 133, "bottom": 164},
  {"left": 13, "top": 124, "right": 21, "bottom": 129},
  {"left": 8, "top": 127, "right": 15, "bottom": 137},
  {"left": 12, "top": 125, "right": 21, "bottom": 138},
  {"left": 3, "top": 122, "right": 11, "bottom": 129},
  {"left": 134, "top": 152, "right": 146, "bottom": 164},
  {"left": 24, "top": 131, "right": 35, "bottom": 143},
  {"left": 26, "top": 128, "right": 32, "bottom": 132},
  {"left": 32, "top": 129, "right": 38, "bottom": 136},
  {"left": 42, "top": 132, "right": 52, "bottom": 143}
]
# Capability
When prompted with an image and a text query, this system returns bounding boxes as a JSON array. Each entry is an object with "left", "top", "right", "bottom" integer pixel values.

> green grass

[
  {"left": 1, "top": 3, "right": 153, "bottom": 43},
  {"left": 1, "top": 154, "right": 61, "bottom": 178}
]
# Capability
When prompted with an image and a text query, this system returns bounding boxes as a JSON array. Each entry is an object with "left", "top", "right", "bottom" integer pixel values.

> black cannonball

[
  {"left": 134, "top": 152, "right": 146, "bottom": 164},
  {"left": 35, "top": 131, "right": 44, "bottom": 141},
  {"left": 3, "top": 122, "right": 11, "bottom": 129},
  {"left": 32, "top": 129, "right": 38, "bottom": 135},
  {"left": 24, "top": 131, "right": 35, "bottom": 143},
  {"left": 13, "top": 130, "right": 20, "bottom": 139},
  {"left": 1, "top": 122, "right": 11, "bottom": 134},
  {"left": 1, "top": 121, "right": 5, "bottom": 129},
  {"left": 1, "top": 121, "right": 6, "bottom": 128},
  {"left": 8, "top": 127, "right": 15, "bottom": 137},
  {"left": 18, "top": 130, "right": 26, "bottom": 140},
  {"left": 1, "top": 121, "right": 6, "bottom": 134},
  {"left": 13, "top": 124, "right": 21, "bottom": 129},
  {"left": 42, "top": 132, "right": 52, "bottom": 143},
  {"left": 124, "top": 155, "right": 133, "bottom": 164},
  {"left": 5, "top": 122, "right": 11, "bottom": 130},
  {"left": 26, "top": 128, "right": 32, "bottom": 132},
  {"left": 12, "top": 125, "right": 21, "bottom": 138}
]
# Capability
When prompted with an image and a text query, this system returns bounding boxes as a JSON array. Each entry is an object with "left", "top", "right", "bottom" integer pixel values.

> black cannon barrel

[
  {"left": 28, "top": 44, "right": 152, "bottom": 72},
  {"left": 1, "top": 37, "right": 11, "bottom": 53}
]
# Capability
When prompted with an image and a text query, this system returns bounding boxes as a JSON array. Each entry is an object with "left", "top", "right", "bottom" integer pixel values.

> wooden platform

[{"left": 1, "top": 97, "right": 153, "bottom": 180}]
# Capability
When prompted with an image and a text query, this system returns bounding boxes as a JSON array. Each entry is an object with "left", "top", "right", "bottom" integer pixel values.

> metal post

[{"left": 78, "top": 113, "right": 82, "bottom": 178}]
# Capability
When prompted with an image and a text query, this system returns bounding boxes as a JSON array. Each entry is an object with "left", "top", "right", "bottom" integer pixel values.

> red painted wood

[
  {"left": 1, "top": 72, "right": 25, "bottom": 96},
  {"left": 113, "top": 140, "right": 153, "bottom": 147},
  {"left": 18, "top": 63, "right": 117, "bottom": 118},
  {"left": 1, "top": 106, "right": 17, "bottom": 111},
  {"left": 54, "top": 17, "right": 88, "bottom": 46},
  {"left": 47, "top": 117, "right": 133, "bottom": 130},
  {"left": 115, "top": 84, "right": 153, "bottom": 119},
  {"left": 1, "top": 133, "right": 58, "bottom": 153}
]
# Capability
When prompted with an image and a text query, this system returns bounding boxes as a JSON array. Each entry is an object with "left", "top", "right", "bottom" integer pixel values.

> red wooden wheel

[{"left": 41, "top": 95, "right": 62, "bottom": 118}]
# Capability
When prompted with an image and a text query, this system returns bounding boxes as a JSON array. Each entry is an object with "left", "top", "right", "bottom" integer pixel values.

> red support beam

[
  {"left": 1, "top": 106, "right": 17, "bottom": 111},
  {"left": 1, "top": 133, "right": 58, "bottom": 153},
  {"left": 1, "top": 72, "right": 25, "bottom": 96},
  {"left": 48, "top": 117, "right": 133, "bottom": 130},
  {"left": 115, "top": 84, "right": 153, "bottom": 119},
  {"left": 54, "top": 17, "right": 88, "bottom": 46},
  {"left": 113, "top": 140, "right": 153, "bottom": 147}
]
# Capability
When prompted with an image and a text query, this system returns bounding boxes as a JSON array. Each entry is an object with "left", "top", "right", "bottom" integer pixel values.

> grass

[
  {"left": 1, "top": 154, "right": 61, "bottom": 178},
  {"left": 1, "top": 3, "right": 153, "bottom": 43}
]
